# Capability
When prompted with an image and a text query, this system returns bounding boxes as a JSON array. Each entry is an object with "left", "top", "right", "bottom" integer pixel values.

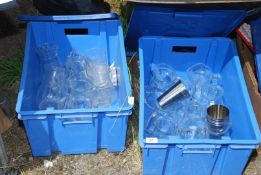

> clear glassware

[
  {"left": 109, "top": 63, "right": 118, "bottom": 86},
  {"left": 36, "top": 43, "right": 60, "bottom": 74},
  {"left": 38, "top": 66, "right": 67, "bottom": 110},
  {"left": 145, "top": 88, "right": 189, "bottom": 137},
  {"left": 36, "top": 43, "right": 64, "bottom": 110},
  {"left": 192, "top": 75, "right": 223, "bottom": 106},
  {"left": 192, "top": 87, "right": 204, "bottom": 104},
  {"left": 154, "top": 113, "right": 176, "bottom": 135},
  {"left": 66, "top": 50, "right": 87, "bottom": 73},
  {"left": 187, "top": 63, "right": 212, "bottom": 88},
  {"left": 68, "top": 80, "right": 92, "bottom": 94},
  {"left": 172, "top": 99, "right": 187, "bottom": 125},
  {"left": 146, "top": 111, "right": 160, "bottom": 136},
  {"left": 185, "top": 100, "right": 205, "bottom": 120},
  {"left": 146, "top": 112, "right": 167, "bottom": 138},
  {"left": 144, "top": 86, "right": 163, "bottom": 110},
  {"left": 39, "top": 95, "right": 65, "bottom": 110},
  {"left": 150, "top": 63, "right": 177, "bottom": 91},
  {"left": 86, "top": 62, "right": 112, "bottom": 88},
  {"left": 178, "top": 125, "right": 198, "bottom": 139},
  {"left": 210, "top": 73, "right": 222, "bottom": 86},
  {"left": 178, "top": 119, "right": 208, "bottom": 139},
  {"left": 68, "top": 70, "right": 89, "bottom": 82},
  {"left": 84, "top": 48, "right": 108, "bottom": 64},
  {"left": 66, "top": 94, "right": 92, "bottom": 109},
  {"left": 202, "top": 84, "right": 224, "bottom": 106},
  {"left": 83, "top": 48, "right": 113, "bottom": 88},
  {"left": 37, "top": 46, "right": 119, "bottom": 110},
  {"left": 146, "top": 111, "right": 176, "bottom": 137},
  {"left": 177, "top": 100, "right": 208, "bottom": 139},
  {"left": 36, "top": 43, "right": 59, "bottom": 63},
  {"left": 91, "top": 87, "right": 117, "bottom": 108}
]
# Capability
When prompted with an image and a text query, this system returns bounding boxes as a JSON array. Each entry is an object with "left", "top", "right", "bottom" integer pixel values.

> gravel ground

[{"left": 245, "top": 150, "right": 261, "bottom": 175}]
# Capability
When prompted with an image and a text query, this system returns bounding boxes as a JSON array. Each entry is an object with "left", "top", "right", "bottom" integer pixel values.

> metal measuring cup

[{"left": 207, "top": 104, "right": 230, "bottom": 137}]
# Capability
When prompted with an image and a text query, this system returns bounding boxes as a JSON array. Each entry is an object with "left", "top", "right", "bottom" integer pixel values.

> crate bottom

[
  {"left": 31, "top": 147, "right": 126, "bottom": 157},
  {"left": 22, "top": 113, "right": 130, "bottom": 157}
]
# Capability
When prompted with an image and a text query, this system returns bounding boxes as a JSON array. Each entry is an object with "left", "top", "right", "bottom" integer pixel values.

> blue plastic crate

[
  {"left": 252, "top": 15, "right": 261, "bottom": 92},
  {"left": 125, "top": 4, "right": 246, "bottom": 54},
  {"left": 139, "top": 36, "right": 261, "bottom": 175},
  {"left": 16, "top": 14, "right": 133, "bottom": 156}
]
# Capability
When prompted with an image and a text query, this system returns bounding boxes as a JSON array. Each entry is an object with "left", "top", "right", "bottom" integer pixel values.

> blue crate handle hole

[
  {"left": 64, "top": 28, "right": 88, "bottom": 35},
  {"left": 172, "top": 46, "right": 197, "bottom": 53}
]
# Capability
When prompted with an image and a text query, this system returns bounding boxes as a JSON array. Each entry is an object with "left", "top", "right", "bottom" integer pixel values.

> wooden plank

[
  {"left": 0, "top": 109, "right": 12, "bottom": 134},
  {"left": 0, "top": 134, "right": 7, "bottom": 165},
  {"left": 236, "top": 35, "right": 261, "bottom": 151}
]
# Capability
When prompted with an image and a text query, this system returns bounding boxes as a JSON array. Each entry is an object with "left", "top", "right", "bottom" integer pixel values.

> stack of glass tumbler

[
  {"left": 36, "top": 43, "right": 118, "bottom": 110},
  {"left": 145, "top": 63, "right": 229, "bottom": 139}
]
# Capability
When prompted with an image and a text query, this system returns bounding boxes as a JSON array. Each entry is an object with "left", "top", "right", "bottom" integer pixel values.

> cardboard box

[{"left": 0, "top": 109, "right": 11, "bottom": 134}]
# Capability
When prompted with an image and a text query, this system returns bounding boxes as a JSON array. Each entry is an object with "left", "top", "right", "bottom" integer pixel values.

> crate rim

[
  {"left": 16, "top": 15, "right": 133, "bottom": 118},
  {"left": 18, "top": 13, "right": 119, "bottom": 22},
  {"left": 17, "top": 106, "right": 133, "bottom": 117}
]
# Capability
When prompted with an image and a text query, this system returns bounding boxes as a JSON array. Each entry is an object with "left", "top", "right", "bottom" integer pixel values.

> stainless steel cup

[
  {"left": 157, "top": 79, "right": 190, "bottom": 108},
  {"left": 207, "top": 104, "right": 230, "bottom": 136}
]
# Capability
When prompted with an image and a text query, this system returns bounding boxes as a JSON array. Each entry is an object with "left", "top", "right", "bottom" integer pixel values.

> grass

[
  {"left": 120, "top": 2, "right": 134, "bottom": 34},
  {"left": 106, "top": 0, "right": 133, "bottom": 34},
  {"left": 127, "top": 51, "right": 141, "bottom": 161},
  {"left": 0, "top": 49, "right": 23, "bottom": 88}
]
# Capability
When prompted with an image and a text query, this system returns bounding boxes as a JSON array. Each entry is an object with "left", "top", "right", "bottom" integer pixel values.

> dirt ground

[
  {"left": 3, "top": 119, "right": 141, "bottom": 175},
  {"left": 0, "top": 0, "right": 260, "bottom": 175}
]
